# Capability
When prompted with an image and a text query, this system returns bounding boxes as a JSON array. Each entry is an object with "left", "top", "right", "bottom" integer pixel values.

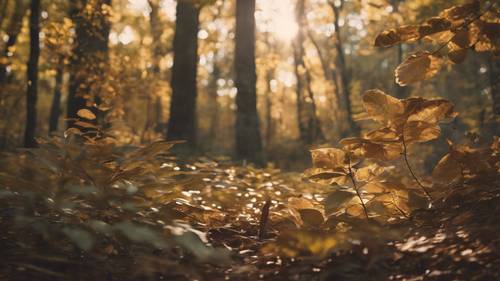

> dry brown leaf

[
  {"left": 403, "top": 121, "right": 441, "bottom": 144},
  {"left": 362, "top": 89, "right": 404, "bottom": 125},
  {"left": 374, "top": 25, "right": 420, "bottom": 47},
  {"left": 432, "top": 154, "right": 462, "bottom": 183},
  {"left": 395, "top": 52, "right": 443, "bottom": 86},
  {"left": 448, "top": 48, "right": 468, "bottom": 63}
]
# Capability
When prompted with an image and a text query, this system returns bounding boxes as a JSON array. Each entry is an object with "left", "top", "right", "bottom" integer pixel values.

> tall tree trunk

[
  {"left": 329, "top": 0, "right": 359, "bottom": 136},
  {"left": 148, "top": 0, "right": 164, "bottom": 133},
  {"left": 67, "top": 0, "right": 111, "bottom": 129},
  {"left": 264, "top": 69, "right": 273, "bottom": 148},
  {"left": 294, "top": 0, "right": 325, "bottom": 145},
  {"left": 207, "top": 61, "right": 220, "bottom": 148},
  {"left": 489, "top": 60, "right": 500, "bottom": 117},
  {"left": 0, "top": 0, "right": 28, "bottom": 85},
  {"left": 167, "top": 1, "right": 200, "bottom": 149},
  {"left": 24, "top": 0, "right": 40, "bottom": 148},
  {"left": 49, "top": 56, "right": 65, "bottom": 134},
  {"left": 234, "top": 0, "right": 264, "bottom": 165}
]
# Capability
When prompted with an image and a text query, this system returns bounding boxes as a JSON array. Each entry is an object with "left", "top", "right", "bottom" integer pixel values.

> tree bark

[
  {"left": 294, "top": 0, "right": 325, "bottom": 145},
  {"left": 0, "top": 0, "right": 28, "bottom": 85},
  {"left": 234, "top": 0, "right": 264, "bottom": 165},
  {"left": 167, "top": 1, "right": 200, "bottom": 149},
  {"left": 328, "top": 0, "right": 359, "bottom": 136},
  {"left": 49, "top": 56, "right": 64, "bottom": 134},
  {"left": 24, "top": 0, "right": 40, "bottom": 148},
  {"left": 148, "top": 0, "right": 165, "bottom": 133},
  {"left": 66, "top": 0, "right": 111, "bottom": 129}
]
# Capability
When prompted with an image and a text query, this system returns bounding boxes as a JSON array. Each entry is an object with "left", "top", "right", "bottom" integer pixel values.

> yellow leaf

[
  {"left": 374, "top": 25, "right": 420, "bottom": 47},
  {"left": 76, "top": 109, "right": 96, "bottom": 120},
  {"left": 362, "top": 89, "right": 404, "bottom": 125},
  {"left": 395, "top": 52, "right": 443, "bottom": 86},
  {"left": 310, "top": 148, "right": 347, "bottom": 169}
]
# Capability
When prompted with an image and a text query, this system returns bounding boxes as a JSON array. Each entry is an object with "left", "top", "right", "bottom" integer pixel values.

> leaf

[
  {"left": 340, "top": 138, "right": 402, "bottom": 161},
  {"left": 76, "top": 109, "right": 96, "bottom": 120},
  {"left": 362, "top": 89, "right": 404, "bottom": 125},
  {"left": 448, "top": 48, "right": 468, "bottom": 64},
  {"left": 323, "top": 190, "right": 356, "bottom": 213},
  {"left": 418, "top": 17, "right": 452, "bottom": 37},
  {"left": 374, "top": 25, "right": 420, "bottom": 47},
  {"left": 114, "top": 221, "right": 168, "bottom": 249},
  {"left": 439, "top": 2, "right": 480, "bottom": 27},
  {"left": 403, "top": 121, "right": 441, "bottom": 144},
  {"left": 432, "top": 154, "right": 462, "bottom": 183},
  {"left": 310, "top": 148, "right": 347, "bottom": 169},
  {"left": 262, "top": 230, "right": 342, "bottom": 257},
  {"left": 395, "top": 52, "right": 443, "bottom": 86},
  {"left": 62, "top": 228, "right": 94, "bottom": 251},
  {"left": 405, "top": 99, "right": 457, "bottom": 124},
  {"left": 298, "top": 209, "right": 324, "bottom": 228}
]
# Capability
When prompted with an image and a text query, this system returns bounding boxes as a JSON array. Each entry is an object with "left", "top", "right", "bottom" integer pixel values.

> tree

[
  {"left": 234, "top": 0, "right": 264, "bottom": 165},
  {"left": 0, "top": 0, "right": 28, "bottom": 85},
  {"left": 328, "top": 0, "right": 359, "bottom": 136},
  {"left": 66, "top": 0, "right": 112, "bottom": 129},
  {"left": 24, "top": 0, "right": 40, "bottom": 148},
  {"left": 147, "top": 0, "right": 165, "bottom": 133},
  {"left": 49, "top": 55, "right": 64, "bottom": 134},
  {"left": 293, "top": 0, "right": 325, "bottom": 145},
  {"left": 166, "top": 0, "right": 200, "bottom": 149}
]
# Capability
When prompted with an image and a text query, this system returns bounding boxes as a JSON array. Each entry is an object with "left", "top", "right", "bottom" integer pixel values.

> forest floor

[{"left": 0, "top": 139, "right": 499, "bottom": 281}]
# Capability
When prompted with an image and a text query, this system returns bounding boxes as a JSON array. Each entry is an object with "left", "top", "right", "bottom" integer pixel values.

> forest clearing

[{"left": 0, "top": 0, "right": 499, "bottom": 280}]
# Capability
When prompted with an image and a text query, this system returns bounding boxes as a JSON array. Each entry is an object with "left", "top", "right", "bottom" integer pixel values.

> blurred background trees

[{"left": 0, "top": 0, "right": 497, "bottom": 167}]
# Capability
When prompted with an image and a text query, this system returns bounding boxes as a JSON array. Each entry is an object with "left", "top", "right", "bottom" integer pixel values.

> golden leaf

[
  {"left": 395, "top": 52, "right": 443, "bottom": 86},
  {"left": 362, "top": 89, "right": 404, "bottom": 125},
  {"left": 374, "top": 25, "right": 420, "bottom": 47},
  {"left": 76, "top": 109, "right": 96, "bottom": 120},
  {"left": 403, "top": 121, "right": 441, "bottom": 144},
  {"left": 310, "top": 148, "right": 347, "bottom": 169}
]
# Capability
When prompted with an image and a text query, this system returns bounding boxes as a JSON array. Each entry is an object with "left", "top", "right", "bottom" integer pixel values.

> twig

[
  {"left": 401, "top": 125, "right": 433, "bottom": 201},
  {"left": 347, "top": 155, "right": 369, "bottom": 219},
  {"left": 258, "top": 199, "right": 271, "bottom": 240}
]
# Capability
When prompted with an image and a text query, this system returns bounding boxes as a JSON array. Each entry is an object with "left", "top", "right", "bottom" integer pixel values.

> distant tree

[
  {"left": 293, "top": 0, "right": 325, "bottom": 145},
  {"left": 147, "top": 0, "right": 165, "bottom": 133},
  {"left": 234, "top": 0, "right": 264, "bottom": 165},
  {"left": 328, "top": 0, "right": 359, "bottom": 136},
  {"left": 0, "top": 0, "right": 28, "bottom": 85},
  {"left": 167, "top": 0, "right": 200, "bottom": 149},
  {"left": 24, "top": 0, "right": 40, "bottom": 148},
  {"left": 66, "top": 0, "right": 112, "bottom": 129},
  {"left": 49, "top": 55, "right": 64, "bottom": 134}
]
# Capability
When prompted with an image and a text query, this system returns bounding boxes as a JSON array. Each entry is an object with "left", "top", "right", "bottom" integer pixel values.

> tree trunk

[
  {"left": 0, "top": 0, "right": 28, "bottom": 85},
  {"left": 49, "top": 57, "right": 64, "bottom": 134},
  {"left": 489, "top": 60, "right": 500, "bottom": 117},
  {"left": 148, "top": 0, "right": 165, "bottom": 133},
  {"left": 24, "top": 0, "right": 40, "bottom": 148},
  {"left": 329, "top": 0, "right": 359, "bottom": 136},
  {"left": 66, "top": 0, "right": 111, "bottom": 129},
  {"left": 293, "top": 0, "right": 325, "bottom": 145},
  {"left": 167, "top": 1, "right": 200, "bottom": 149},
  {"left": 234, "top": 0, "right": 264, "bottom": 165}
]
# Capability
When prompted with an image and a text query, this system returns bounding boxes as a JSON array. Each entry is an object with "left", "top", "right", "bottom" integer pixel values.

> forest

[{"left": 0, "top": 0, "right": 499, "bottom": 280}]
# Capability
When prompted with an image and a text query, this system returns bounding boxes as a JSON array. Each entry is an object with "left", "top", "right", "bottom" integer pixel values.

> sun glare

[{"left": 256, "top": 0, "right": 298, "bottom": 42}]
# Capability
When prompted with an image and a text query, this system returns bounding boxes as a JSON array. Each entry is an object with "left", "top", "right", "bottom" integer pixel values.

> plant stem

[
  {"left": 347, "top": 156, "right": 369, "bottom": 219},
  {"left": 401, "top": 129, "right": 433, "bottom": 201}
]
